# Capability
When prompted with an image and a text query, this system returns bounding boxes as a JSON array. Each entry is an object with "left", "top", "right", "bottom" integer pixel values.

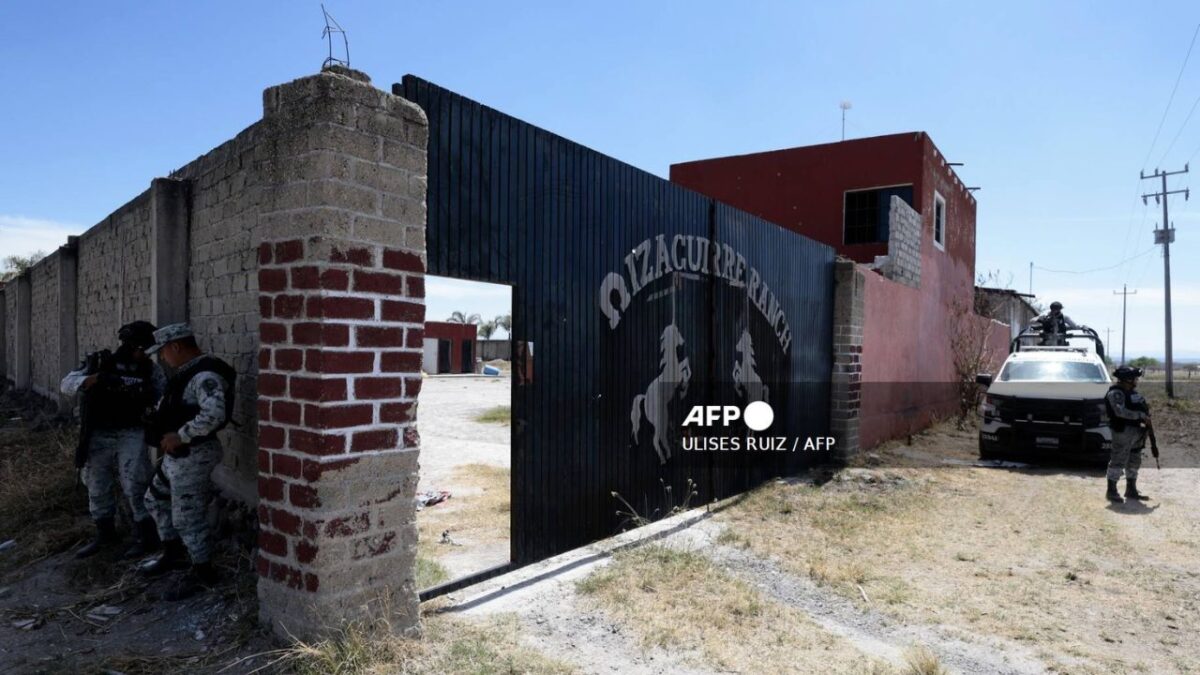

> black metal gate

[{"left": 397, "top": 76, "right": 835, "bottom": 572}]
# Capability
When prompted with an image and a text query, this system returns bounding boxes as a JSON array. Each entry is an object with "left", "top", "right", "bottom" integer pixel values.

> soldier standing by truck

[
  {"left": 60, "top": 321, "right": 165, "bottom": 558},
  {"left": 139, "top": 323, "right": 236, "bottom": 601},
  {"left": 1105, "top": 365, "right": 1153, "bottom": 503}
]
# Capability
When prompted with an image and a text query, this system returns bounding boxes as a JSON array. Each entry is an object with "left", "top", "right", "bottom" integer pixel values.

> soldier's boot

[
  {"left": 1125, "top": 478, "right": 1150, "bottom": 501},
  {"left": 139, "top": 538, "right": 189, "bottom": 576},
  {"left": 1106, "top": 479, "right": 1124, "bottom": 504},
  {"left": 122, "top": 518, "right": 161, "bottom": 559},
  {"left": 75, "top": 518, "right": 117, "bottom": 559},
  {"left": 161, "top": 562, "right": 219, "bottom": 602}
]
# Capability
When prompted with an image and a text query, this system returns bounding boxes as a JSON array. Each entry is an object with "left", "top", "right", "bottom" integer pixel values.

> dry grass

[
  {"left": 415, "top": 555, "right": 450, "bottom": 589},
  {"left": 576, "top": 544, "right": 895, "bottom": 673},
  {"left": 416, "top": 463, "right": 509, "bottom": 573},
  {"left": 903, "top": 647, "right": 949, "bottom": 675},
  {"left": 258, "top": 612, "right": 570, "bottom": 675},
  {"left": 473, "top": 405, "right": 512, "bottom": 425},
  {"left": 0, "top": 411, "right": 89, "bottom": 577},
  {"left": 716, "top": 418, "right": 1200, "bottom": 674}
]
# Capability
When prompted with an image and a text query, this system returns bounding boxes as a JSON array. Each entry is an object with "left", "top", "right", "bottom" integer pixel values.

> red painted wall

[
  {"left": 858, "top": 269, "right": 1007, "bottom": 447},
  {"left": 424, "top": 321, "right": 477, "bottom": 373}
]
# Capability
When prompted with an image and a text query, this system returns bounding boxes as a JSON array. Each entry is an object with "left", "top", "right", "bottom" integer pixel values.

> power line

[
  {"left": 1143, "top": 23, "right": 1200, "bottom": 168},
  {"left": 1156, "top": 90, "right": 1200, "bottom": 167},
  {"left": 1033, "top": 247, "right": 1156, "bottom": 274},
  {"left": 1120, "top": 23, "right": 1200, "bottom": 284},
  {"left": 1120, "top": 201, "right": 1151, "bottom": 285},
  {"left": 1113, "top": 285, "right": 1138, "bottom": 365},
  {"left": 1140, "top": 166, "right": 1188, "bottom": 399}
]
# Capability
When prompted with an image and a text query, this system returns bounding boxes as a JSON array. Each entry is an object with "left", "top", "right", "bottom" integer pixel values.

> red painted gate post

[{"left": 254, "top": 68, "right": 428, "bottom": 639}]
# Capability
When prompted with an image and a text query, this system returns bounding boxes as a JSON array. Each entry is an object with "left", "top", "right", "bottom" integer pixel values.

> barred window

[{"left": 843, "top": 185, "right": 914, "bottom": 245}]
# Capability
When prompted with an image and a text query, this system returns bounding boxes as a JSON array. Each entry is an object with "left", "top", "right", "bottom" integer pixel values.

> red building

[
  {"left": 672, "top": 132, "right": 1006, "bottom": 448},
  {"left": 671, "top": 132, "right": 977, "bottom": 301},
  {"left": 423, "top": 321, "right": 478, "bottom": 374}
]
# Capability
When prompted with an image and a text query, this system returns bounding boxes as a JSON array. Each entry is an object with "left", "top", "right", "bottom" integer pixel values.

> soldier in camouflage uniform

[
  {"left": 139, "top": 323, "right": 237, "bottom": 601},
  {"left": 1105, "top": 365, "right": 1152, "bottom": 504},
  {"left": 60, "top": 321, "right": 165, "bottom": 558}
]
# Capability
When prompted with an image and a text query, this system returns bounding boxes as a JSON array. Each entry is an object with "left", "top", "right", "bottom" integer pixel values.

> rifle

[
  {"left": 74, "top": 349, "right": 115, "bottom": 469},
  {"left": 1148, "top": 424, "right": 1161, "bottom": 470}
]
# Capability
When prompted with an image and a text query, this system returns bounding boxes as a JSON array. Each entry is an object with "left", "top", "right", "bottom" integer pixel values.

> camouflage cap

[{"left": 145, "top": 322, "right": 194, "bottom": 355}]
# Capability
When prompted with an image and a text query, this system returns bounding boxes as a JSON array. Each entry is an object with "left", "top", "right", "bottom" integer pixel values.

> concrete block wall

[
  {"left": 830, "top": 258, "right": 865, "bottom": 459},
  {"left": 4, "top": 284, "right": 18, "bottom": 384},
  {"left": 76, "top": 193, "right": 154, "bottom": 355},
  {"left": 28, "top": 253, "right": 61, "bottom": 399},
  {"left": 0, "top": 67, "right": 430, "bottom": 640},
  {"left": 251, "top": 69, "right": 428, "bottom": 639},
  {"left": 875, "top": 196, "right": 922, "bottom": 288},
  {"left": 172, "top": 129, "right": 271, "bottom": 496}
]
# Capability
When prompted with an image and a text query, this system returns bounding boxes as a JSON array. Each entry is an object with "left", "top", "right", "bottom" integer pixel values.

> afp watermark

[{"left": 680, "top": 401, "right": 837, "bottom": 453}]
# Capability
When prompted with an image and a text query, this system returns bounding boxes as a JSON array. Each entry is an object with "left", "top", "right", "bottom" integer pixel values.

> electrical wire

[
  {"left": 1118, "top": 23, "right": 1200, "bottom": 284},
  {"left": 1156, "top": 90, "right": 1200, "bottom": 167},
  {"left": 1144, "top": 23, "right": 1200, "bottom": 169},
  {"left": 1034, "top": 247, "right": 1157, "bottom": 275}
]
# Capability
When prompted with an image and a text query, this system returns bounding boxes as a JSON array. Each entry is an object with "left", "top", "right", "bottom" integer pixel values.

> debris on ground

[
  {"left": 973, "top": 459, "right": 1032, "bottom": 469},
  {"left": 416, "top": 489, "right": 452, "bottom": 510}
]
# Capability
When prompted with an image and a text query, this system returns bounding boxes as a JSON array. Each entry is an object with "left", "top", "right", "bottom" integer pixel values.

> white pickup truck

[{"left": 975, "top": 328, "right": 1111, "bottom": 464}]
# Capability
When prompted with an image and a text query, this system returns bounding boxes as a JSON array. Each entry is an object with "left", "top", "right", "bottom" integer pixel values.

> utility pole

[
  {"left": 1113, "top": 285, "right": 1137, "bottom": 365},
  {"left": 840, "top": 101, "right": 852, "bottom": 141},
  {"left": 1140, "top": 165, "right": 1188, "bottom": 398},
  {"left": 1028, "top": 262, "right": 1033, "bottom": 296}
]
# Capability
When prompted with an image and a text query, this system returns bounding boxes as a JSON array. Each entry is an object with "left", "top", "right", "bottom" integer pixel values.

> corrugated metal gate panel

[{"left": 398, "top": 76, "right": 835, "bottom": 565}]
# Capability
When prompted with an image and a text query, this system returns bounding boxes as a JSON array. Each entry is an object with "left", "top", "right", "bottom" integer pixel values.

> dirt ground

[
  {"left": 434, "top": 382, "right": 1200, "bottom": 674},
  {"left": 0, "top": 389, "right": 277, "bottom": 674},
  {"left": 415, "top": 375, "right": 512, "bottom": 585},
  {"left": 3, "top": 380, "right": 1196, "bottom": 673}
]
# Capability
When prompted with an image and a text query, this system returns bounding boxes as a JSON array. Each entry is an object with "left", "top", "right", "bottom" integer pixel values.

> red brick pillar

[{"left": 253, "top": 68, "right": 428, "bottom": 639}]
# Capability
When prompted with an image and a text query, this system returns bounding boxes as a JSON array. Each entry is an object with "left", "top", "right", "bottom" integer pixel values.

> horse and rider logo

[
  {"left": 600, "top": 233, "right": 789, "bottom": 465},
  {"left": 630, "top": 324, "right": 691, "bottom": 464},
  {"left": 629, "top": 325, "right": 771, "bottom": 465},
  {"left": 733, "top": 328, "right": 769, "bottom": 405}
]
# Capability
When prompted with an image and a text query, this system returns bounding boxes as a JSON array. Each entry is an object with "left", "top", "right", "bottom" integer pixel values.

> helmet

[
  {"left": 1050, "top": 301, "right": 1063, "bottom": 311},
  {"left": 118, "top": 321, "right": 158, "bottom": 350},
  {"left": 1113, "top": 365, "right": 1143, "bottom": 382}
]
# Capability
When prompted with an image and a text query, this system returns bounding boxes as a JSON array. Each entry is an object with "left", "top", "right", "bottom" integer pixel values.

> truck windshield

[{"left": 999, "top": 361, "right": 1107, "bottom": 382}]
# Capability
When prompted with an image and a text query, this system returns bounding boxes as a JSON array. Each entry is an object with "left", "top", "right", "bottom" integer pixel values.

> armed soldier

[
  {"left": 1105, "top": 365, "right": 1153, "bottom": 503},
  {"left": 139, "top": 323, "right": 237, "bottom": 601},
  {"left": 60, "top": 321, "right": 165, "bottom": 558},
  {"left": 1031, "top": 301, "right": 1078, "bottom": 346}
]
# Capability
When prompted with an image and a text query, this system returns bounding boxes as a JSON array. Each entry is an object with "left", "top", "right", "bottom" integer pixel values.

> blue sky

[{"left": 1, "top": 1, "right": 1197, "bottom": 359}]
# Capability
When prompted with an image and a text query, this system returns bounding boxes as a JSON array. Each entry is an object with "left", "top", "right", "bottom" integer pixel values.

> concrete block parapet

[
  {"left": 253, "top": 69, "right": 429, "bottom": 641},
  {"left": 882, "top": 196, "right": 922, "bottom": 289}
]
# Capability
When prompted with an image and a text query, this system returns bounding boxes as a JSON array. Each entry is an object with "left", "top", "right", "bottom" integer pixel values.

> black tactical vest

[
  {"left": 1106, "top": 384, "right": 1149, "bottom": 432},
  {"left": 153, "top": 356, "right": 237, "bottom": 446},
  {"left": 84, "top": 353, "right": 156, "bottom": 430}
]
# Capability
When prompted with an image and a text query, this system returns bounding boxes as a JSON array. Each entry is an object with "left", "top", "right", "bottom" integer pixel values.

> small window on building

[
  {"left": 933, "top": 191, "right": 946, "bottom": 251},
  {"left": 844, "top": 185, "right": 914, "bottom": 245}
]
